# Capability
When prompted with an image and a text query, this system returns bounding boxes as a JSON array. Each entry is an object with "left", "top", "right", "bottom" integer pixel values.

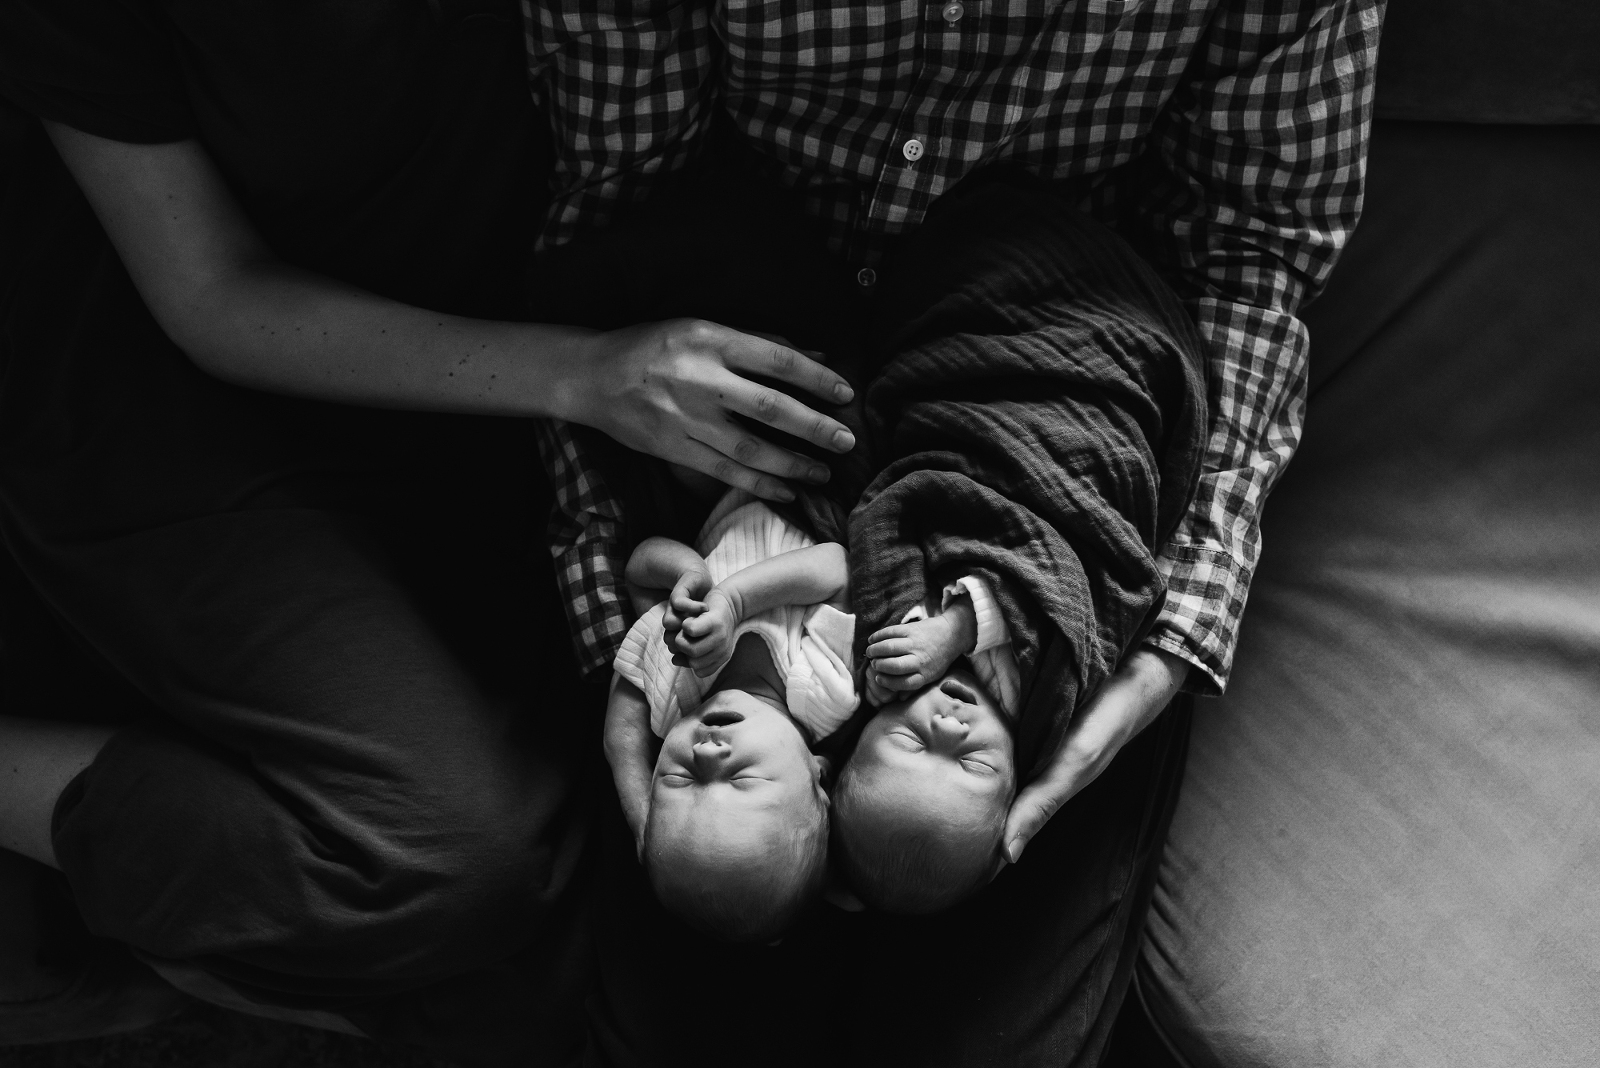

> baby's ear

[{"left": 811, "top": 754, "right": 833, "bottom": 799}]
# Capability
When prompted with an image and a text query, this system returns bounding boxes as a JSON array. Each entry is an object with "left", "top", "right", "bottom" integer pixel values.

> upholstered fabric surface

[
  {"left": 1139, "top": 120, "right": 1600, "bottom": 1067},
  {"left": 1375, "top": 1, "right": 1600, "bottom": 124}
]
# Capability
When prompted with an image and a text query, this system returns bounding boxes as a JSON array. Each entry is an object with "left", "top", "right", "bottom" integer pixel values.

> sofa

[
  {"left": 1128, "top": 3, "right": 1600, "bottom": 1065},
  {"left": 5, "top": 0, "right": 1598, "bottom": 1061}
]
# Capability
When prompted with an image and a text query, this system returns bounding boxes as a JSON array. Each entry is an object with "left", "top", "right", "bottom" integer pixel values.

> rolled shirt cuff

[{"left": 942, "top": 575, "right": 1011, "bottom": 655}]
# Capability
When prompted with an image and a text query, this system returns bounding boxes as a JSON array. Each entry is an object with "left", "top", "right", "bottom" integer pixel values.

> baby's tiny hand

[
  {"left": 661, "top": 566, "right": 714, "bottom": 646},
  {"left": 864, "top": 670, "right": 896, "bottom": 708},
  {"left": 865, "top": 611, "right": 972, "bottom": 696},
  {"left": 673, "top": 587, "right": 739, "bottom": 677}
]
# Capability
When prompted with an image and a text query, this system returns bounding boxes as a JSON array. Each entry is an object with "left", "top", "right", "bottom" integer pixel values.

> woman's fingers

[
  {"left": 581, "top": 320, "right": 858, "bottom": 482},
  {"left": 719, "top": 330, "right": 854, "bottom": 410},
  {"left": 673, "top": 438, "right": 797, "bottom": 503},
  {"left": 694, "top": 407, "right": 834, "bottom": 485},
  {"left": 720, "top": 376, "right": 856, "bottom": 459}
]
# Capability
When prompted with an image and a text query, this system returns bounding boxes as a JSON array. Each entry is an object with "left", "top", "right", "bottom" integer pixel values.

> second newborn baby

[{"left": 605, "top": 488, "right": 859, "bottom": 943}]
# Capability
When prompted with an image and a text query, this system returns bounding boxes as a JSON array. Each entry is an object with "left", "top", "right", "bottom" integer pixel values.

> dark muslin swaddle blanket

[
  {"left": 851, "top": 178, "right": 1209, "bottom": 776},
  {"left": 528, "top": 170, "right": 1208, "bottom": 775}
]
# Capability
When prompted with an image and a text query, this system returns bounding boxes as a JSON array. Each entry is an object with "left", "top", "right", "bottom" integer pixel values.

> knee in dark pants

[{"left": 55, "top": 725, "right": 590, "bottom": 984}]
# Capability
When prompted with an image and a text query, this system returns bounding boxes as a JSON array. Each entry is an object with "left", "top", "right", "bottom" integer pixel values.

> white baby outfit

[{"left": 613, "top": 490, "right": 859, "bottom": 742}]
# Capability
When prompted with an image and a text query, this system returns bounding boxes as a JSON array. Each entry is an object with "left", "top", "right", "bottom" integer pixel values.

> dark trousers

[{"left": 0, "top": 119, "right": 594, "bottom": 1058}]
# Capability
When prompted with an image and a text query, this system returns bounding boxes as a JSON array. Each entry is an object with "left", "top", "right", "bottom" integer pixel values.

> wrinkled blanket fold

[{"left": 850, "top": 180, "right": 1208, "bottom": 774}]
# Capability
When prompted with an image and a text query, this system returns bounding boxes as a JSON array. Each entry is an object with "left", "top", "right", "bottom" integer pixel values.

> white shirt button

[
  {"left": 856, "top": 267, "right": 877, "bottom": 287},
  {"left": 942, "top": 1, "right": 965, "bottom": 23},
  {"left": 902, "top": 138, "right": 925, "bottom": 162}
]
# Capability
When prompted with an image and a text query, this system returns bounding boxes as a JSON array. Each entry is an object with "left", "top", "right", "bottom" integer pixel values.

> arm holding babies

[{"left": 603, "top": 677, "right": 656, "bottom": 855}]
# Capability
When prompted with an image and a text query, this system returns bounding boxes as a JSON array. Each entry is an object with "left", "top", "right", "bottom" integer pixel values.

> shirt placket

[{"left": 850, "top": 0, "right": 986, "bottom": 287}]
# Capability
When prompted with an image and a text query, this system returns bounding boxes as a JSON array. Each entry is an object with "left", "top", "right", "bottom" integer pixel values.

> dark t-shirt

[{"left": 0, "top": 0, "right": 551, "bottom": 317}]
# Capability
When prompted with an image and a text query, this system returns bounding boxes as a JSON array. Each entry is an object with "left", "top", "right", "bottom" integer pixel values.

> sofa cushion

[
  {"left": 1139, "top": 120, "right": 1600, "bottom": 1067},
  {"left": 1376, "top": 1, "right": 1600, "bottom": 124}
]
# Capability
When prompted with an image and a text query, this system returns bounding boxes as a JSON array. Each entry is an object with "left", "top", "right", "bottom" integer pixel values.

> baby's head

[
  {"left": 644, "top": 689, "right": 830, "bottom": 942},
  {"left": 832, "top": 670, "right": 1016, "bottom": 913}
]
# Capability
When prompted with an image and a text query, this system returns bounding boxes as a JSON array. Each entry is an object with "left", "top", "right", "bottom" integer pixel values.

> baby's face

[
  {"left": 650, "top": 690, "right": 826, "bottom": 866},
  {"left": 850, "top": 668, "right": 1016, "bottom": 827}
]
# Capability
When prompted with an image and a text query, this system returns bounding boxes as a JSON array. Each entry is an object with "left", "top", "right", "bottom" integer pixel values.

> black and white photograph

[{"left": 0, "top": 1, "right": 1595, "bottom": 1065}]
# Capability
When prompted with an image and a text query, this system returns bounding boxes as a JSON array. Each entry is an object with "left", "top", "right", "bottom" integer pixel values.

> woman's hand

[
  {"left": 45, "top": 124, "right": 857, "bottom": 463},
  {"left": 563, "top": 320, "right": 857, "bottom": 503},
  {"left": 1002, "top": 647, "right": 1189, "bottom": 863}
]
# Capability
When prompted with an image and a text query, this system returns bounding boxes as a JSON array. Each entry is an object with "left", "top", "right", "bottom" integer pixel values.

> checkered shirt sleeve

[
  {"left": 521, "top": 0, "right": 718, "bottom": 247},
  {"left": 1124, "top": 1, "right": 1383, "bottom": 694},
  {"left": 533, "top": 420, "right": 632, "bottom": 675}
]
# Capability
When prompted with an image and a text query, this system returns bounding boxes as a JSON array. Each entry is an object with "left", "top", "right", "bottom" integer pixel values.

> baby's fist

[
  {"left": 662, "top": 566, "right": 714, "bottom": 643},
  {"left": 673, "top": 588, "right": 739, "bottom": 676},
  {"left": 865, "top": 611, "right": 971, "bottom": 695}
]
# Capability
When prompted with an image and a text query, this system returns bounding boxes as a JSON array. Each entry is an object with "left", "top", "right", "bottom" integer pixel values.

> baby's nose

[
  {"left": 690, "top": 738, "right": 731, "bottom": 772},
  {"left": 929, "top": 711, "right": 970, "bottom": 747}
]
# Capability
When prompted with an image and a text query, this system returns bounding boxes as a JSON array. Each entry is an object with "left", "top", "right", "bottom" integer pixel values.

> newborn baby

[
  {"left": 832, "top": 580, "right": 1021, "bottom": 914},
  {"left": 605, "top": 488, "right": 859, "bottom": 943}
]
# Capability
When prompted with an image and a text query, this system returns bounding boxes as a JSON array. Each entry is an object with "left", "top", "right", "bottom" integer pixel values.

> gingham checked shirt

[{"left": 524, "top": 0, "right": 1384, "bottom": 694}]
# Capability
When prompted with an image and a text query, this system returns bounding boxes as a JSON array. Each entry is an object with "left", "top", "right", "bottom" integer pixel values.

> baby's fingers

[
  {"left": 874, "top": 669, "right": 926, "bottom": 692},
  {"left": 680, "top": 615, "right": 713, "bottom": 640},
  {"left": 678, "top": 631, "right": 723, "bottom": 660},
  {"left": 865, "top": 636, "right": 914, "bottom": 660},
  {"left": 870, "top": 654, "right": 924, "bottom": 677},
  {"left": 865, "top": 674, "right": 892, "bottom": 707},
  {"left": 670, "top": 591, "right": 706, "bottom": 617},
  {"left": 866, "top": 624, "right": 913, "bottom": 646}
]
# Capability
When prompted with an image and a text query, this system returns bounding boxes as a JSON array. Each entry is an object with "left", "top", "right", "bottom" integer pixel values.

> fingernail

[
  {"left": 809, "top": 466, "right": 830, "bottom": 484},
  {"left": 832, "top": 429, "right": 856, "bottom": 451},
  {"left": 834, "top": 382, "right": 854, "bottom": 403},
  {"left": 1006, "top": 838, "right": 1024, "bottom": 863},
  {"left": 775, "top": 485, "right": 796, "bottom": 502}
]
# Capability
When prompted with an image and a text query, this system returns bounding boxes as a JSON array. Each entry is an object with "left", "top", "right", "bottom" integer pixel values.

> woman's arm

[{"left": 45, "top": 124, "right": 857, "bottom": 501}]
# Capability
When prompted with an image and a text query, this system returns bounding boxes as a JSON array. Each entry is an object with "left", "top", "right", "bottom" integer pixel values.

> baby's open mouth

[
  {"left": 940, "top": 678, "right": 979, "bottom": 706},
  {"left": 701, "top": 710, "right": 745, "bottom": 727}
]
